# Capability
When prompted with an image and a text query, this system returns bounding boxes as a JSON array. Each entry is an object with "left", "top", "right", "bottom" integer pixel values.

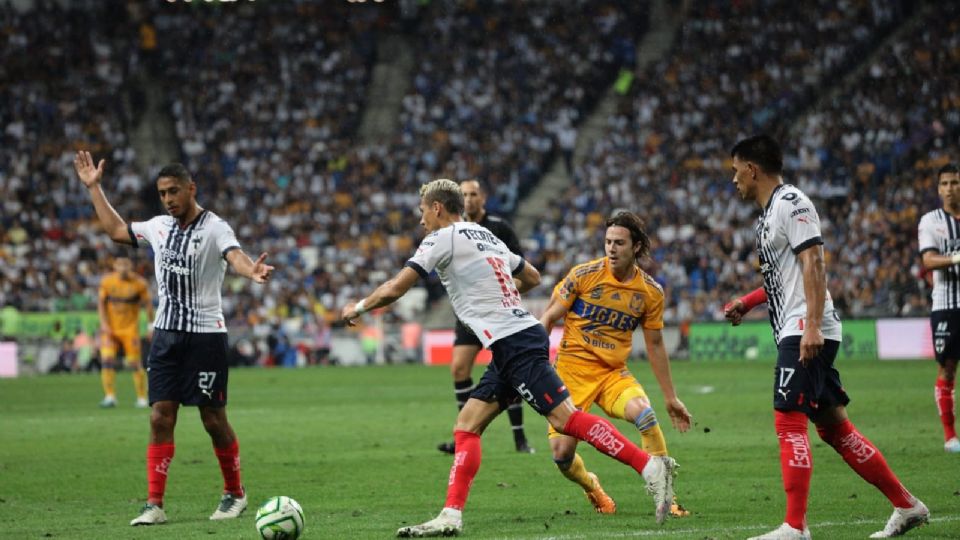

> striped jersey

[
  {"left": 918, "top": 208, "right": 960, "bottom": 311},
  {"left": 405, "top": 221, "right": 539, "bottom": 348},
  {"left": 754, "top": 184, "right": 842, "bottom": 344},
  {"left": 128, "top": 210, "right": 240, "bottom": 333},
  {"left": 552, "top": 257, "right": 664, "bottom": 369},
  {"left": 99, "top": 272, "right": 149, "bottom": 332}
]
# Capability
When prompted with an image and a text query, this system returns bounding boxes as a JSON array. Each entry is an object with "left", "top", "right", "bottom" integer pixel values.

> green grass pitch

[{"left": 1, "top": 360, "right": 957, "bottom": 539}]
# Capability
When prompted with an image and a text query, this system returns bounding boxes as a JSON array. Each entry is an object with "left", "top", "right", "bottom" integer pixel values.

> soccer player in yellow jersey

[
  {"left": 540, "top": 212, "right": 692, "bottom": 516},
  {"left": 98, "top": 256, "right": 153, "bottom": 408}
]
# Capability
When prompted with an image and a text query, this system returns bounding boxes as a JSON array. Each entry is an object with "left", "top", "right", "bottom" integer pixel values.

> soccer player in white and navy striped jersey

[
  {"left": 75, "top": 152, "right": 274, "bottom": 527},
  {"left": 723, "top": 136, "right": 927, "bottom": 540},
  {"left": 342, "top": 179, "right": 676, "bottom": 537},
  {"left": 917, "top": 163, "right": 960, "bottom": 453}
]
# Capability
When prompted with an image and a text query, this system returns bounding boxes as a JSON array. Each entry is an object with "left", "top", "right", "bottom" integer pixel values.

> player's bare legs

[
  {"left": 200, "top": 406, "right": 246, "bottom": 519},
  {"left": 936, "top": 359, "right": 959, "bottom": 452}
]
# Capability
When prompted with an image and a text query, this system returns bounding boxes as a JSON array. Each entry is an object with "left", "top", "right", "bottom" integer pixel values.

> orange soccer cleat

[{"left": 584, "top": 472, "right": 617, "bottom": 514}]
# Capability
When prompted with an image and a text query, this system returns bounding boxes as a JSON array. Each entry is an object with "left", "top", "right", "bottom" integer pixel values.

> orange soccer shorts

[
  {"left": 100, "top": 329, "right": 142, "bottom": 365},
  {"left": 547, "top": 354, "right": 648, "bottom": 438}
]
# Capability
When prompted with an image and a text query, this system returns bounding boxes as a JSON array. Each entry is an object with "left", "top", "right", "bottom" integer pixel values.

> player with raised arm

[
  {"left": 723, "top": 136, "right": 927, "bottom": 540},
  {"left": 917, "top": 163, "right": 960, "bottom": 453},
  {"left": 540, "top": 212, "right": 692, "bottom": 517},
  {"left": 97, "top": 256, "right": 154, "bottom": 408},
  {"left": 74, "top": 151, "right": 274, "bottom": 526},
  {"left": 341, "top": 179, "right": 677, "bottom": 537},
  {"left": 437, "top": 179, "right": 533, "bottom": 455}
]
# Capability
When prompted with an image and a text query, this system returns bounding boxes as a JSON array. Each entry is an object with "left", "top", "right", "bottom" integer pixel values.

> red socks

[
  {"left": 443, "top": 415, "right": 651, "bottom": 512},
  {"left": 936, "top": 378, "right": 957, "bottom": 441},
  {"left": 214, "top": 439, "right": 243, "bottom": 496},
  {"left": 146, "top": 443, "right": 175, "bottom": 506},
  {"left": 816, "top": 419, "right": 913, "bottom": 508},
  {"left": 444, "top": 430, "right": 482, "bottom": 510},
  {"left": 562, "top": 410, "right": 651, "bottom": 473},
  {"left": 775, "top": 411, "right": 811, "bottom": 531}
]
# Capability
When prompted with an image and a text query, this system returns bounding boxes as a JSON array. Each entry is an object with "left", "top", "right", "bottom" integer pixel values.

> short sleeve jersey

[
  {"left": 918, "top": 209, "right": 960, "bottom": 312},
  {"left": 99, "top": 272, "right": 149, "bottom": 332},
  {"left": 553, "top": 257, "right": 664, "bottom": 369},
  {"left": 755, "top": 184, "right": 842, "bottom": 344},
  {"left": 405, "top": 221, "right": 539, "bottom": 348},
  {"left": 128, "top": 210, "right": 240, "bottom": 333}
]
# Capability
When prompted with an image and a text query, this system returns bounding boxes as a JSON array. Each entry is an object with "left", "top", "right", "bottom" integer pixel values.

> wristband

[
  {"left": 354, "top": 299, "right": 367, "bottom": 315},
  {"left": 951, "top": 253, "right": 960, "bottom": 265},
  {"left": 739, "top": 287, "right": 768, "bottom": 311}
]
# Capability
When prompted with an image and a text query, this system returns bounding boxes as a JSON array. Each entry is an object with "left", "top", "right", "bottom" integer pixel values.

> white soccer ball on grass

[{"left": 255, "top": 496, "right": 305, "bottom": 540}]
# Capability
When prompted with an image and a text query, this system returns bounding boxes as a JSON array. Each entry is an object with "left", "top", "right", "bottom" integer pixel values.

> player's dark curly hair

[
  {"left": 731, "top": 134, "right": 783, "bottom": 175},
  {"left": 156, "top": 163, "right": 192, "bottom": 184},
  {"left": 606, "top": 211, "right": 650, "bottom": 260},
  {"left": 939, "top": 163, "right": 959, "bottom": 178}
]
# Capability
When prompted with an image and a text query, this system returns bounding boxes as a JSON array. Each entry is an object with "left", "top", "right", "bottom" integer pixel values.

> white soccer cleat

[
  {"left": 209, "top": 490, "right": 247, "bottom": 520},
  {"left": 135, "top": 397, "right": 149, "bottom": 409},
  {"left": 99, "top": 396, "right": 117, "bottom": 408},
  {"left": 869, "top": 500, "right": 929, "bottom": 538},
  {"left": 945, "top": 437, "right": 960, "bottom": 453},
  {"left": 746, "top": 522, "right": 811, "bottom": 539},
  {"left": 130, "top": 503, "right": 167, "bottom": 526},
  {"left": 641, "top": 456, "right": 676, "bottom": 524},
  {"left": 396, "top": 508, "right": 463, "bottom": 537}
]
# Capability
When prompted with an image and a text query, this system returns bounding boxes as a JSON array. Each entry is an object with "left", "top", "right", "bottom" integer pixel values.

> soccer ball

[{"left": 255, "top": 496, "right": 305, "bottom": 540}]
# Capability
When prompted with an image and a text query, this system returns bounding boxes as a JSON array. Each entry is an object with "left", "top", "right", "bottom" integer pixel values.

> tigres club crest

[
  {"left": 629, "top": 293, "right": 644, "bottom": 315},
  {"left": 589, "top": 286, "right": 603, "bottom": 300}
]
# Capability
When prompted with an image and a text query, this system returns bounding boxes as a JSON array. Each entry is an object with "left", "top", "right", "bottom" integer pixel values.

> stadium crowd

[
  {"left": 1, "top": 0, "right": 957, "bottom": 340},
  {"left": 523, "top": 0, "right": 958, "bottom": 324}
]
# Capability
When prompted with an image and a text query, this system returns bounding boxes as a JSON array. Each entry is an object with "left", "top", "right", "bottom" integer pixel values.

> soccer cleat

[
  {"left": 584, "top": 472, "right": 616, "bottom": 514},
  {"left": 397, "top": 508, "right": 463, "bottom": 537},
  {"left": 437, "top": 441, "right": 455, "bottom": 455},
  {"left": 945, "top": 437, "right": 960, "bottom": 453},
  {"left": 515, "top": 441, "right": 535, "bottom": 454},
  {"left": 746, "top": 523, "right": 811, "bottom": 539},
  {"left": 641, "top": 456, "right": 676, "bottom": 524},
  {"left": 209, "top": 489, "right": 247, "bottom": 520},
  {"left": 135, "top": 397, "right": 149, "bottom": 409},
  {"left": 670, "top": 498, "right": 691, "bottom": 517},
  {"left": 100, "top": 396, "right": 117, "bottom": 408},
  {"left": 130, "top": 503, "right": 167, "bottom": 526},
  {"left": 869, "top": 500, "right": 929, "bottom": 538}
]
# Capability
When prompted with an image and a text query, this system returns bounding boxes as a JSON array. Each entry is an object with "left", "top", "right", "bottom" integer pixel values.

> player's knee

[
  {"left": 550, "top": 437, "right": 575, "bottom": 464},
  {"left": 149, "top": 409, "right": 176, "bottom": 435},
  {"left": 633, "top": 406, "right": 658, "bottom": 433}
]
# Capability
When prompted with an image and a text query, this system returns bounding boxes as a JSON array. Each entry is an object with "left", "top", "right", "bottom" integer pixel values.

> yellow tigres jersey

[
  {"left": 553, "top": 257, "right": 664, "bottom": 368},
  {"left": 99, "top": 272, "right": 149, "bottom": 332}
]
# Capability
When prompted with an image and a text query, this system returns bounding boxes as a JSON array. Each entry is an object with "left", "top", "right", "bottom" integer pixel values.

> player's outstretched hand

[
  {"left": 251, "top": 252, "right": 275, "bottom": 283},
  {"left": 341, "top": 302, "right": 360, "bottom": 327},
  {"left": 723, "top": 299, "right": 745, "bottom": 326},
  {"left": 74, "top": 151, "right": 105, "bottom": 188},
  {"left": 665, "top": 398, "right": 692, "bottom": 433}
]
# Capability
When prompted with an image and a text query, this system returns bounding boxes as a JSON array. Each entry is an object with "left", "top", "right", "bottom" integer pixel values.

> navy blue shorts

[
  {"left": 472, "top": 324, "right": 570, "bottom": 415},
  {"left": 454, "top": 318, "right": 482, "bottom": 348},
  {"left": 774, "top": 336, "right": 849, "bottom": 418},
  {"left": 931, "top": 311, "right": 960, "bottom": 366},
  {"left": 147, "top": 329, "right": 230, "bottom": 407}
]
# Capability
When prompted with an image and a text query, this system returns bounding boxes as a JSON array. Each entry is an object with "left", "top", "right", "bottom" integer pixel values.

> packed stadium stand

[{"left": 1, "top": 0, "right": 958, "bottom": 365}]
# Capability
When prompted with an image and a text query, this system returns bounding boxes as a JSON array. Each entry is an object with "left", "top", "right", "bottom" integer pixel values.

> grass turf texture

[{"left": 0, "top": 361, "right": 957, "bottom": 539}]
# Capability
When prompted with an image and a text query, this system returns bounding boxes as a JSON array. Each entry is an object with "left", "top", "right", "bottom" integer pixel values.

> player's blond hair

[{"left": 419, "top": 178, "right": 464, "bottom": 215}]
